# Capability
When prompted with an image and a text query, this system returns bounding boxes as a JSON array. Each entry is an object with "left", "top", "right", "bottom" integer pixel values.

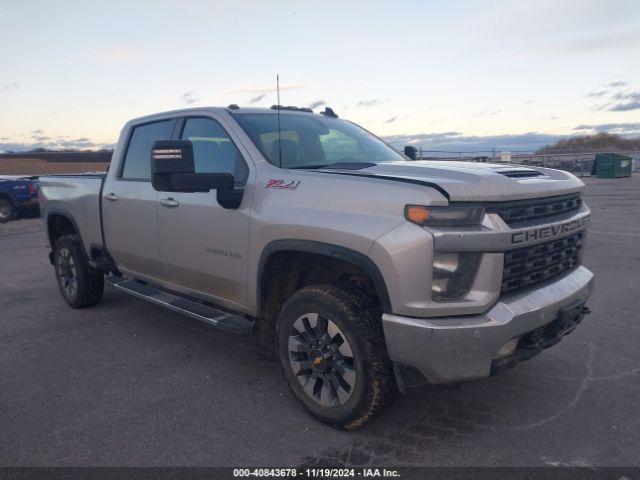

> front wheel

[
  {"left": 277, "top": 284, "right": 397, "bottom": 429},
  {"left": 53, "top": 234, "right": 104, "bottom": 308},
  {"left": 0, "top": 199, "right": 15, "bottom": 223}
]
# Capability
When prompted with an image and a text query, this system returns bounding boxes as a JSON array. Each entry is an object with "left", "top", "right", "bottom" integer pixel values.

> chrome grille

[
  {"left": 491, "top": 193, "right": 582, "bottom": 227},
  {"left": 502, "top": 231, "right": 584, "bottom": 293}
]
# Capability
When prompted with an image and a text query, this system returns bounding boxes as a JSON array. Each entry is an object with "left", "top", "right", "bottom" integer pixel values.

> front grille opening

[
  {"left": 490, "top": 193, "right": 582, "bottom": 227},
  {"left": 502, "top": 231, "right": 584, "bottom": 294}
]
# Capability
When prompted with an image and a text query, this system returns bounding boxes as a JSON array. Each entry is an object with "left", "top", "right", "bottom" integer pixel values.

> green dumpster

[{"left": 592, "top": 153, "right": 633, "bottom": 178}]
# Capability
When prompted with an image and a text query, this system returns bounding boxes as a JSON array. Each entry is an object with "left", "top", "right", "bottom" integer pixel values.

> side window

[
  {"left": 181, "top": 117, "right": 248, "bottom": 182},
  {"left": 121, "top": 120, "right": 173, "bottom": 180}
]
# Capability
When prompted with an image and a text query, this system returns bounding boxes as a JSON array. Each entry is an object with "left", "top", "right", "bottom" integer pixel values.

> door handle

[
  {"left": 160, "top": 198, "right": 179, "bottom": 208},
  {"left": 104, "top": 193, "right": 118, "bottom": 201}
]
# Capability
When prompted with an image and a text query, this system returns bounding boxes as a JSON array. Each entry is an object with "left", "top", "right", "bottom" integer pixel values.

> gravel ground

[{"left": 1, "top": 175, "right": 639, "bottom": 467}]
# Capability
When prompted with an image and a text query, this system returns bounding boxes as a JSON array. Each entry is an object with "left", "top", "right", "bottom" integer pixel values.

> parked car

[
  {"left": 38, "top": 105, "right": 593, "bottom": 429},
  {"left": 0, "top": 176, "right": 39, "bottom": 222}
]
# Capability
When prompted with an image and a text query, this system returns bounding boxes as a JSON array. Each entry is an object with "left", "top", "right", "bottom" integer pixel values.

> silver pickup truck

[{"left": 39, "top": 105, "right": 593, "bottom": 429}]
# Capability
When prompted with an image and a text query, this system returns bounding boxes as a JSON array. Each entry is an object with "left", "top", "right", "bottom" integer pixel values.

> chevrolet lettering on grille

[{"left": 511, "top": 216, "right": 590, "bottom": 245}]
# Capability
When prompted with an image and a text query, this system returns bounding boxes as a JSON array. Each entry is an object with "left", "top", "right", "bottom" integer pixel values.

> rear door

[
  {"left": 156, "top": 115, "right": 250, "bottom": 307},
  {"left": 102, "top": 119, "right": 175, "bottom": 279}
]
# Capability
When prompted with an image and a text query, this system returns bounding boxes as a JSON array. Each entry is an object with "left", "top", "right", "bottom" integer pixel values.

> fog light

[
  {"left": 495, "top": 338, "right": 519, "bottom": 359},
  {"left": 431, "top": 277, "right": 450, "bottom": 295}
]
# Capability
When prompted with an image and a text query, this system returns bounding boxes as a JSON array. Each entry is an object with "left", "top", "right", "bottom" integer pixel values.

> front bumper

[{"left": 382, "top": 266, "right": 594, "bottom": 385}]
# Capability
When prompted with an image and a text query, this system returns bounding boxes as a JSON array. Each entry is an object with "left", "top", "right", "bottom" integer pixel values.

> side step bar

[{"left": 107, "top": 276, "right": 254, "bottom": 334}]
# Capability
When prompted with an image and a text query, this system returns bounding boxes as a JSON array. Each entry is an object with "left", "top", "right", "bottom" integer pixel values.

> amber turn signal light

[{"left": 405, "top": 205, "right": 430, "bottom": 224}]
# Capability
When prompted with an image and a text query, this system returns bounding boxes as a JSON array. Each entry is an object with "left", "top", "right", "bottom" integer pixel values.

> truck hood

[{"left": 320, "top": 161, "right": 584, "bottom": 202}]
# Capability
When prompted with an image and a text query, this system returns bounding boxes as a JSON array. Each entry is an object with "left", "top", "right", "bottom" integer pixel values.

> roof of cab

[{"left": 126, "top": 105, "right": 322, "bottom": 126}]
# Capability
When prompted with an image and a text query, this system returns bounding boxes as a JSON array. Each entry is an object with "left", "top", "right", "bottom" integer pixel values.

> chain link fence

[
  {"left": 0, "top": 154, "right": 110, "bottom": 229},
  {"left": 0, "top": 149, "right": 637, "bottom": 228},
  {"left": 414, "top": 149, "right": 640, "bottom": 177},
  {"left": 512, "top": 151, "right": 639, "bottom": 177},
  {"left": 0, "top": 175, "right": 40, "bottom": 224}
]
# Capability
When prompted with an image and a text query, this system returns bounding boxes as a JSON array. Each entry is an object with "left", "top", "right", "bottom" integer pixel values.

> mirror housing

[
  {"left": 151, "top": 140, "right": 234, "bottom": 193},
  {"left": 168, "top": 172, "right": 234, "bottom": 192},
  {"left": 404, "top": 146, "right": 418, "bottom": 160}
]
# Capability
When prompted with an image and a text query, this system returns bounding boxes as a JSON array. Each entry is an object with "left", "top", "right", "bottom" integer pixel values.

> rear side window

[
  {"left": 181, "top": 117, "right": 248, "bottom": 182},
  {"left": 121, "top": 120, "right": 173, "bottom": 180}
]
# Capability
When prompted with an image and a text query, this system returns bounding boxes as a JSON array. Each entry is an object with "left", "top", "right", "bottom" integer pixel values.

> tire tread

[
  {"left": 278, "top": 283, "right": 397, "bottom": 429},
  {"left": 54, "top": 234, "right": 104, "bottom": 308}
]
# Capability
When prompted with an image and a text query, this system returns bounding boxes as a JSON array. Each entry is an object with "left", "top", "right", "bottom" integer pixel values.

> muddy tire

[
  {"left": 277, "top": 284, "right": 397, "bottom": 429},
  {"left": 53, "top": 234, "right": 104, "bottom": 308}
]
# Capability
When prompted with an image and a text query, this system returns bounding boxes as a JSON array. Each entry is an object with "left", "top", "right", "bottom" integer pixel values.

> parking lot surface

[{"left": 1, "top": 176, "right": 639, "bottom": 467}]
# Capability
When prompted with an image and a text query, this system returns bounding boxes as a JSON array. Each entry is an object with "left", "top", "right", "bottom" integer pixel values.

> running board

[{"left": 107, "top": 276, "right": 254, "bottom": 334}]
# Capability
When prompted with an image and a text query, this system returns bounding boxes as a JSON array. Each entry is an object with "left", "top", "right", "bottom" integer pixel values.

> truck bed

[{"left": 38, "top": 173, "right": 106, "bottom": 253}]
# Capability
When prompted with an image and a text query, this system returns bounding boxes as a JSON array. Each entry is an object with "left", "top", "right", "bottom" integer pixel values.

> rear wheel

[
  {"left": 277, "top": 284, "right": 397, "bottom": 429},
  {"left": 0, "top": 199, "right": 14, "bottom": 223},
  {"left": 53, "top": 234, "right": 104, "bottom": 308}
]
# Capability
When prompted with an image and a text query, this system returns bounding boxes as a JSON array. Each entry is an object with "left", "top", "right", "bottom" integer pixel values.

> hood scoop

[{"left": 494, "top": 168, "right": 545, "bottom": 179}]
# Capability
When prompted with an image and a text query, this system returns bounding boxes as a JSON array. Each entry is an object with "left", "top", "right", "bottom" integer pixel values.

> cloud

[
  {"left": 356, "top": 99, "right": 386, "bottom": 108},
  {"left": 180, "top": 91, "right": 198, "bottom": 105},
  {"left": 574, "top": 122, "right": 640, "bottom": 135},
  {"left": 384, "top": 118, "right": 640, "bottom": 154},
  {"left": 384, "top": 116, "right": 398, "bottom": 124},
  {"left": 586, "top": 90, "right": 608, "bottom": 98},
  {"left": 227, "top": 84, "right": 306, "bottom": 94},
  {"left": 524, "top": 100, "right": 533, "bottom": 105},
  {"left": 608, "top": 81, "right": 628, "bottom": 87},
  {"left": 383, "top": 131, "right": 570, "bottom": 154},
  {"left": 546, "top": 116, "right": 559, "bottom": 121},
  {"left": 249, "top": 93, "right": 266, "bottom": 104},
  {"left": 610, "top": 100, "right": 640, "bottom": 111},
  {"left": 306, "top": 100, "right": 326, "bottom": 109},
  {"left": 30, "top": 129, "right": 44, "bottom": 135},
  {"left": 608, "top": 91, "right": 640, "bottom": 111},
  {"left": 31, "top": 135, "right": 51, "bottom": 141},
  {"left": 1, "top": 82, "right": 19, "bottom": 92}
]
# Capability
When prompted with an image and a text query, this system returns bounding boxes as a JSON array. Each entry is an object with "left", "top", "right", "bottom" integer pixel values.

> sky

[{"left": 1, "top": 0, "right": 639, "bottom": 153}]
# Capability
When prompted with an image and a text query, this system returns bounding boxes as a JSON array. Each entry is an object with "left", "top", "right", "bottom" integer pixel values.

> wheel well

[
  {"left": 47, "top": 214, "right": 78, "bottom": 246},
  {"left": 263, "top": 251, "right": 379, "bottom": 303},
  {"left": 254, "top": 247, "right": 389, "bottom": 353},
  {"left": 0, "top": 193, "right": 14, "bottom": 205}
]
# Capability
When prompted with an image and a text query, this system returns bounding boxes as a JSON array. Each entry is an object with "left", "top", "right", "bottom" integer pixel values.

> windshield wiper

[{"left": 320, "top": 162, "right": 377, "bottom": 170}]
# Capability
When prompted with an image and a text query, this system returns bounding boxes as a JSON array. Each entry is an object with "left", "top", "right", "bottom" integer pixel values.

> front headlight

[
  {"left": 432, "top": 252, "right": 482, "bottom": 301},
  {"left": 405, "top": 205, "right": 485, "bottom": 226}
]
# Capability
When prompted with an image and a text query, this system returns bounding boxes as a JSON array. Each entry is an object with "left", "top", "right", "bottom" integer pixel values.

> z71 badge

[{"left": 265, "top": 179, "right": 300, "bottom": 190}]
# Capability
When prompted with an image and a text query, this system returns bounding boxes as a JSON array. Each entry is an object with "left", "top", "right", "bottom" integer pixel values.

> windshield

[{"left": 233, "top": 112, "right": 404, "bottom": 169}]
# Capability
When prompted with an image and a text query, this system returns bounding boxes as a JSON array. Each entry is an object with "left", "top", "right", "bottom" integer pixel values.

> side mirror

[
  {"left": 404, "top": 146, "right": 418, "bottom": 160},
  {"left": 151, "top": 140, "right": 234, "bottom": 192}
]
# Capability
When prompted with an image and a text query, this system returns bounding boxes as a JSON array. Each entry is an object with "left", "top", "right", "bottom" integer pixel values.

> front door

[
  {"left": 102, "top": 119, "right": 175, "bottom": 279},
  {"left": 156, "top": 116, "right": 250, "bottom": 308}
]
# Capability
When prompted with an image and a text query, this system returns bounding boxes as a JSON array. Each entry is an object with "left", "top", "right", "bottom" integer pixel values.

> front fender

[{"left": 256, "top": 239, "right": 392, "bottom": 314}]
